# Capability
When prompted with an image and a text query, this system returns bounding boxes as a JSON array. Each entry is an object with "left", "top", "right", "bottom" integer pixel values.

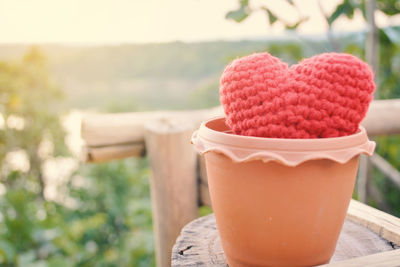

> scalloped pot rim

[{"left": 191, "top": 116, "right": 376, "bottom": 167}]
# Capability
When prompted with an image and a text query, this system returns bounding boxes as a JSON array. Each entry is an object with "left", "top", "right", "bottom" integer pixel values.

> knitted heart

[{"left": 220, "top": 52, "right": 375, "bottom": 138}]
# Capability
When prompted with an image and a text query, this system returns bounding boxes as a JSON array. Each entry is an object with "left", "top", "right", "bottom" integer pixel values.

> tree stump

[{"left": 172, "top": 214, "right": 396, "bottom": 266}]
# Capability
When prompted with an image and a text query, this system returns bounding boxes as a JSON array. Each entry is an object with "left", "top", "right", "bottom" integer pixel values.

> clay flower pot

[{"left": 191, "top": 117, "right": 375, "bottom": 267}]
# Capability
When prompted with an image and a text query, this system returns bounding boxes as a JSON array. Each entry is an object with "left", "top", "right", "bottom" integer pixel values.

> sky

[{"left": 0, "top": 0, "right": 397, "bottom": 44}]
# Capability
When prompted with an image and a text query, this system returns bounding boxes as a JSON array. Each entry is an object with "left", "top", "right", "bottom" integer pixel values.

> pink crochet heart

[{"left": 220, "top": 52, "right": 375, "bottom": 138}]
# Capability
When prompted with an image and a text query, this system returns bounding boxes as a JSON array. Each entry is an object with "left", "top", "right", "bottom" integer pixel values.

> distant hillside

[{"left": 0, "top": 35, "right": 362, "bottom": 111}]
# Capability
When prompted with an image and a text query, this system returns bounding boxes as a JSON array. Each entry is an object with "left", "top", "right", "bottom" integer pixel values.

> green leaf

[
  {"left": 379, "top": 28, "right": 393, "bottom": 46},
  {"left": 328, "top": 0, "right": 355, "bottom": 25},
  {"left": 199, "top": 206, "right": 213, "bottom": 217},
  {"left": 225, "top": 6, "right": 250, "bottom": 23},
  {"left": 285, "top": 0, "right": 294, "bottom": 5},
  {"left": 262, "top": 8, "right": 278, "bottom": 25},
  {"left": 377, "top": 0, "right": 400, "bottom": 16},
  {"left": 285, "top": 17, "right": 308, "bottom": 30}
]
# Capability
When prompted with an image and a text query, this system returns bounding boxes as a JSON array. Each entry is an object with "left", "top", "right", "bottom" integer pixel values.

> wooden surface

[
  {"left": 81, "top": 107, "right": 222, "bottom": 155},
  {"left": 319, "top": 249, "right": 400, "bottom": 267},
  {"left": 145, "top": 118, "right": 199, "bottom": 267},
  {"left": 83, "top": 143, "right": 145, "bottom": 163},
  {"left": 81, "top": 100, "right": 400, "bottom": 162},
  {"left": 361, "top": 99, "right": 400, "bottom": 136},
  {"left": 172, "top": 214, "right": 397, "bottom": 267},
  {"left": 347, "top": 199, "right": 400, "bottom": 245}
]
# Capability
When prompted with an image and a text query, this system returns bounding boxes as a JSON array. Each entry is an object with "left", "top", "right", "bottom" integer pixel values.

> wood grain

[
  {"left": 82, "top": 107, "right": 223, "bottom": 147},
  {"left": 145, "top": 118, "right": 199, "bottom": 267},
  {"left": 319, "top": 249, "right": 400, "bottom": 267},
  {"left": 347, "top": 199, "right": 400, "bottom": 245},
  {"left": 172, "top": 214, "right": 395, "bottom": 266},
  {"left": 361, "top": 99, "right": 400, "bottom": 136},
  {"left": 83, "top": 143, "right": 145, "bottom": 163}
]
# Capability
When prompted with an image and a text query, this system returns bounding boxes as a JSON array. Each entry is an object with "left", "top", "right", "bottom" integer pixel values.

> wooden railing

[{"left": 81, "top": 99, "right": 400, "bottom": 267}]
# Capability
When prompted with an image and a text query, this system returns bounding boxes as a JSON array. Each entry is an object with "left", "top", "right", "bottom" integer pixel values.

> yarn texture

[{"left": 220, "top": 52, "right": 375, "bottom": 138}]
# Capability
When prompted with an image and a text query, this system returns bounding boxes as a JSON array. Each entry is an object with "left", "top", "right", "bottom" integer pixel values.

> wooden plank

[
  {"left": 144, "top": 118, "right": 199, "bottom": 267},
  {"left": 361, "top": 99, "right": 400, "bottom": 136},
  {"left": 83, "top": 143, "right": 145, "bottom": 163},
  {"left": 82, "top": 111, "right": 161, "bottom": 147},
  {"left": 370, "top": 153, "right": 400, "bottom": 189},
  {"left": 81, "top": 107, "right": 223, "bottom": 147},
  {"left": 347, "top": 199, "right": 400, "bottom": 245},
  {"left": 319, "top": 249, "right": 400, "bottom": 267}
]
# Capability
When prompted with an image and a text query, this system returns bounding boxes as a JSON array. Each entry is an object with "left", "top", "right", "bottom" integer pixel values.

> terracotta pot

[{"left": 191, "top": 117, "right": 375, "bottom": 267}]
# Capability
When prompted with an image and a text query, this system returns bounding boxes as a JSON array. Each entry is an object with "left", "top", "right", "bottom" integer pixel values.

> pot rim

[{"left": 192, "top": 116, "right": 375, "bottom": 166}]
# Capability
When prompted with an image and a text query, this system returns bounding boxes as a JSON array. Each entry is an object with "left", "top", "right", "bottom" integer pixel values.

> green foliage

[
  {"left": 329, "top": 0, "right": 400, "bottom": 22},
  {"left": 0, "top": 50, "right": 155, "bottom": 266},
  {"left": 267, "top": 43, "right": 303, "bottom": 64},
  {"left": 377, "top": 0, "right": 400, "bottom": 16},
  {"left": 226, "top": 0, "right": 250, "bottom": 23},
  {"left": 328, "top": 0, "right": 359, "bottom": 25},
  {"left": 65, "top": 159, "right": 155, "bottom": 266},
  {"left": 0, "top": 47, "right": 67, "bottom": 265},
  {"left": 374, "top": 135, "right": 400, "bottom": 216},
  {"left": 226, "top": 0, "right": 307, "bottom": 30},
  {"left": 262, "top": 8, "right": 278, "bottom": 26},
  {"left": 0, "top": 46, "right": 67, "bottom": 198},
  {"left": 198, "top": 206, "right": 213, "bottom": 217}
]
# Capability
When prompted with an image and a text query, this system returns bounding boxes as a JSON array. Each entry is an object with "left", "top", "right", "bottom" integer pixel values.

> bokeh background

[{"left": 1, "top": 0, "right": 400, "bottom": 266}]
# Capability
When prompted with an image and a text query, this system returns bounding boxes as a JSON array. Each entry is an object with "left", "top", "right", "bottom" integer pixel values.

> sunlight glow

[{"left": 2, "top": 0, "right": 393, "bottom": 44}]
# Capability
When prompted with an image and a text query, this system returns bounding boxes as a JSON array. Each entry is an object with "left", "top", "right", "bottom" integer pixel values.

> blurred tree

[
  {"left": 0, "top": 47, "right": 67, "bottom": 265},
  {"left": 226, "top": 0, "right": 308, "bottom": 30},
  {"left": 65, "top": 159, "right": 155, "bottom": 267},
  {"left": 0, "top": 48, "right": 155, "bottom": 266}
]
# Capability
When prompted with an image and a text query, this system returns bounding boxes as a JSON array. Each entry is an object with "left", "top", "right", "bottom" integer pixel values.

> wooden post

[
  {"left": 358, "top": 0, "right": 379, "bottom": 203},
  {"left": 144, "top": 118, "right": 198, "bottom": 267},
  {"left": 366, "top": 0, "right": 379, "bottom": 96},
  {"left": 198, "top": 155, "right": 212, "bottom": 207},
  {"left": 358, "top": 155, "right": 372, "bottom": 203}
]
